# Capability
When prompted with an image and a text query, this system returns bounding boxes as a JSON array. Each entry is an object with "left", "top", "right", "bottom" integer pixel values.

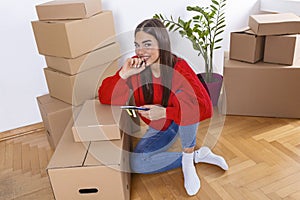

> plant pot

[{"left": 198, "top": 73, "right": 223, "bottom": 106}]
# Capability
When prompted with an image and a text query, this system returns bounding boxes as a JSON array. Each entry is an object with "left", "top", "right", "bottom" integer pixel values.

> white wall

[
  {"left": 0, "top": 0, "right": 260, "bottom": 132},
  {"left": 260, "top": 0, "right": 300, "bottom": 15}
]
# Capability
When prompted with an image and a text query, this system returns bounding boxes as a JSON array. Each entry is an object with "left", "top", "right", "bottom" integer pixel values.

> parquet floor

[
  {"left": 1, "top": 115, "right": 300, "bottom": 199},
  {"left": 0, "top": 123, "right": 54, "bottom": 199}
]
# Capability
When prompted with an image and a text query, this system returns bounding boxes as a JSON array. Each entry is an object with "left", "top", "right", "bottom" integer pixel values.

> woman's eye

[{"left": 144, "top": 43, "right": 152, "bottom": 48}]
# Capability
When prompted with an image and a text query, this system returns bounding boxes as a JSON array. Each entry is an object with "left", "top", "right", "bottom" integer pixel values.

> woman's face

[{"left": 134, "top": 31, "right": 160, "bottom": 66}]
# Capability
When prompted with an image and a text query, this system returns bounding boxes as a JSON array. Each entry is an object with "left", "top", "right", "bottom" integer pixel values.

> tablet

[{"left": 120, "top": 105, "right": 150, "bottom": 111}]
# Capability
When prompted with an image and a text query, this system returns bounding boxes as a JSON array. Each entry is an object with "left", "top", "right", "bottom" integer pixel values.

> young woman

[{"left": 99, "top": 19, "right": 228, "bottom": 196}]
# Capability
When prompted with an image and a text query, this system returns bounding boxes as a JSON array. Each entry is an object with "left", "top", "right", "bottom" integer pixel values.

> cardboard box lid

[
  {"left": 72, "top": 100, "right": 122, "bottom": 142},
  {"left": 36, "top": 0, "right": 102, "bottom": 20},
  {"left": 249, "top": 13, "right": 300, "bottom": 35}
]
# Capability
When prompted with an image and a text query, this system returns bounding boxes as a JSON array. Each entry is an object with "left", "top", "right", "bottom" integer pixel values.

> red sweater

[{"left": 98, "top": 57, "right": 212, "bottom": 130}]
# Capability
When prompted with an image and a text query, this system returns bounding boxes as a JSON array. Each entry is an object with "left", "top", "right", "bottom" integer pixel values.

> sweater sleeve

[
  {"left": 165, "top": 59, "right": 212, "bottom": 125},
  {"left": 98, "top": 69, "right": 131, "bottom": 105}
]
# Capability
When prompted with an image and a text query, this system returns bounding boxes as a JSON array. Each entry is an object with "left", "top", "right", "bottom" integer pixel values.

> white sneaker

[{"left": 194, "top": 146, "right": 228, "bottom": 170}]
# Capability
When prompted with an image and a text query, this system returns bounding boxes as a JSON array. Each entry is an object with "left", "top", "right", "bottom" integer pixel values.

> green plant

[{"left": 154, "top": 0, "right": 226, "bottom": 83}]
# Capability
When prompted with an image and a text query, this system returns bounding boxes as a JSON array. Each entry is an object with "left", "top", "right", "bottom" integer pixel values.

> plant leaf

[
  {"left": 169, "top": 23, "right": 175, "bottom": 31},
  {"left": 212, "top": 0, "right": 219, "bottom": 6},
  {"left": 215, "top": 38, "right": 223, "bottom": 43}
]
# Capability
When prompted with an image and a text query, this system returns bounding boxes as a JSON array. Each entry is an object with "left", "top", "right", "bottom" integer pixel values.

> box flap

[
  {"left": 244, "top": 29, "right": 256, "bottom": 35},
  {"left": 84, "top": 137, "right": 123, "bottom": 166},
  {"left": 294, "top": 35, "right": 300, "bottom": 66},
  {"left": 47, "top": 120, "right": 90, "bottom": 169},
  {"left": 233, "top": 26, "right": 250, "bottom": 32},
  {"left": 85, "top": 133, "right": 131, "bottom": 172},
  {"left": 231, "top": 26, "right": 257, "bottom": 35}
]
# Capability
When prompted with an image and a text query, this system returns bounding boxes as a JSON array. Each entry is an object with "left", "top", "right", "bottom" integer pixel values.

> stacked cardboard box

[
  {"left": 47, "top": 100, "right": 132, "bottom": 200},
  {"left": 225, "top": 12, "right": 300, "bottom": 118},
  {"left": 32, "top": 0, "right": 119, "bottom": 106},
  {"left": 36, "top": 94, "right": 73, "bottom": 149},
  {"left": 230, "top": 13, "right": 300, "bottom": 64},
  {"left": 32, "top": 1, "right": 132, "bottom": 199},
  {"left": 32, "top": 0, "right": 120, "bottom": 149}
]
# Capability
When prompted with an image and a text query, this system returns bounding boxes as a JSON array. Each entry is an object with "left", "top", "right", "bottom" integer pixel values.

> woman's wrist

[
  {"left": 162, "top": 107, "right": 167, "bottom": 118},
  {"left": 119, "top": 70, "right": 128, "bottom": 79}
]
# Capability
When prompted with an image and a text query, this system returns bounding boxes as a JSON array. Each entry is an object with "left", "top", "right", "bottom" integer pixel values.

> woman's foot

[
  {"left": 182, "top": 152, "right": 201, "bottom": 196},
  {"left": 194, "top": 146, "right": 229, "bottom": 170}
]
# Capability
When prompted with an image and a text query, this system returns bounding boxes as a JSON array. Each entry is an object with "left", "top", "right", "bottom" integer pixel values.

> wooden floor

[{"left": 1, "top": 115, "right": 300, "bottom": 199}]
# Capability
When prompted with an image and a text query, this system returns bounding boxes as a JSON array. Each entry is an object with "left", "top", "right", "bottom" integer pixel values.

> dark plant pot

[{"left": 198, "top": 73, "right": 223, "bottom": 106}]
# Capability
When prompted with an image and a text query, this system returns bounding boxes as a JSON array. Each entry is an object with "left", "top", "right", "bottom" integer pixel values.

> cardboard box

[
  {"left": 45, "top": 42, "right": 120, "bottom": 75},
  {"left": 264, "top": 34, "right": 300, "bottom": 66},
  {"left": 248, "top": 13, "right": 300, "bottom": 36},
  {"left": 31, "top": 11, "right": 115, "bottom": 58},
  {"left": 223, "top": 57, "right": 300, "bottom": 118},
  {"left": 44, "top": 60, "right": 118, "bottom": 106},
  {"left": 36, "top": 0, "right": 102, "bottom": 20},
  {"left": 47, "top": 121, "right": 131, "bottom": 200},
  {"left": 37, "top": 94, "right": 73, "bottom": 149},
  {"left": 72, "top": 99, "right": 140, "bottom": 142},
  {"left": 72, "top": 100, "right": 122, "bottom": 142},
  {"left": 229, "top": 28, "right": 265, "bottom": 63}
]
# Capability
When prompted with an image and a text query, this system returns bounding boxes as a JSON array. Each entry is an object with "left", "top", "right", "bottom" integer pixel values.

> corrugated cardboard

[
  {"left": 264, "top": 34, "right": 300, "bottom": 65},
  {"left": 223, "top": 57, "right": 300, "bottom": 118},
  {"left": 229, "top": 28, "right": 265, "bottom": 63},
  {"left": 31, "top": 11, "right": 115, "bottom": 58},
  {"left": 248, "top": 13, "right": 300, "bottom": 36},
  {"left": 44, "top": 60, "right": 118, "bottom": 106},
  {"left": 72, "top": 100, "right": 122, "bottom": 142},
  {"left": 47, "top": 121, "right": 131, "bottom": 200},
  {"left": 37, "top": 94, "right": 73, "bottom": 149},
  {"left": 36, "top": 0, "right": 102, "bottom": 20},
  {"left": 45, "top": 42, "right": 120, "bottom": 75}
]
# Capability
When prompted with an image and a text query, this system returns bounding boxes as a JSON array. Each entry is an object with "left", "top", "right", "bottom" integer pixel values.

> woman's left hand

[{"left": 138, "top": 105, "right": 166, "bottom": 120}]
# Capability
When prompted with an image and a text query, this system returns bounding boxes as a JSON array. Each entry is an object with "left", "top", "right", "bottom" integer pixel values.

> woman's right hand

[{"left": 119, "top": 57, "right": 146, "bottom": 79}]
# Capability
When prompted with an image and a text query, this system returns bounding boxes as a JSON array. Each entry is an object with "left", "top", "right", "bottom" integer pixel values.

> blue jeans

[{"left": 130, "top": 121, "right": 199, "bottom": 174}]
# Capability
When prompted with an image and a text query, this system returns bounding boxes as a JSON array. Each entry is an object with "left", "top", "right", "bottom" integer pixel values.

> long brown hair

[{"left": 135, "top": 19, "right": 175, "bottom": 107}]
